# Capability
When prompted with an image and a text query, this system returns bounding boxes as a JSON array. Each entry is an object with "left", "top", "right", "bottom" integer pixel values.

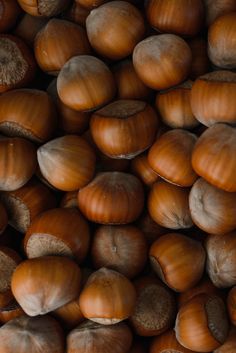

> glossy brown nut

[
  {"left": 208, "top": 12, "right": 236, "bottom": 69},
  {"left": 191, "top": 123, "right": 236, "bottom": 192},
  {"left": 175, "top": 294, "right": 229, "bottom": 352},
  {"left": 11, "top": 256, "right": 81, "bottom": 316},
  {"left": 34, "top": 166, "right": 59, "bottom": 191},
  {"left": 146, "top": 0, "right": 204, "bottom": 37},
  {"left": 149, "top": 233, "right": 206, "bottom": 292},
  {"left": 148, "top": 129, "right": 198, "bottom": 187},
  {"left": 0, "top": 315, "right": 65, "bottom": 353},
  {"left": 0, "top": 89, "right": 57, "bottom": 143},
  {"left": 150, "top": 329, "right": 196, "bottom": 353},
  {"left": 90, "top": 100, "right": 159, "bottom": 159},
  {"left": 0, "top": 137, "right": 37, "bottom": 192},
  {"left": 133, "top": 34, "right": 192, "bottom": 90},
  {"left": 0, "top": 179, "right": 56, "bottom": 233},
  {"left": 148, "top": 181, "right": 193, "bottom": 229},
  {"left": 67, "top": 321, "right": 133, "bottom": 353},
  {"left": 34, "top": 19, "right": 91, "bottom": 75},
  {"left": 24, "top": 208, "right": 90, "bottom": 263},
  {"left": 17, "top": 0, "right": 68, "bottom": 16},
  {"left": 189, "top": 178, "right": 236, "bottom": 235},
  {"left": 155, "top": 81, "right": 199, "bottom": 129},
  {"left": 86, "top": 1, "right": 145, "bottom": 60},
  {"left": 205, "top": 232, "right": 236, "bottom": 288},
  {"left": 79, "top": 267, "right": 136, "bottom": 324},
  {"left": 91, "top": 225, "right": 148, "bottom": 278},
  {"left": 37, "top": 135, "right": 96, "bottom": 191},
  {"left": 191, "top": 71, "right": 236, "bottom": 126},
  {"left": 78, "top": 171, "right": 144, "bottom": 224},
  {"left": 0, "top": 35, "right": 36, "bottom": 93},
  {"left": 57, "top": 55, "right": 116, "bottom": 111}
]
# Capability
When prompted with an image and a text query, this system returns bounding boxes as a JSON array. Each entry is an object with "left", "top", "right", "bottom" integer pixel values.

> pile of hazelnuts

[{"left": 0, "top": 0, "right": 236, "bottom": 352}]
